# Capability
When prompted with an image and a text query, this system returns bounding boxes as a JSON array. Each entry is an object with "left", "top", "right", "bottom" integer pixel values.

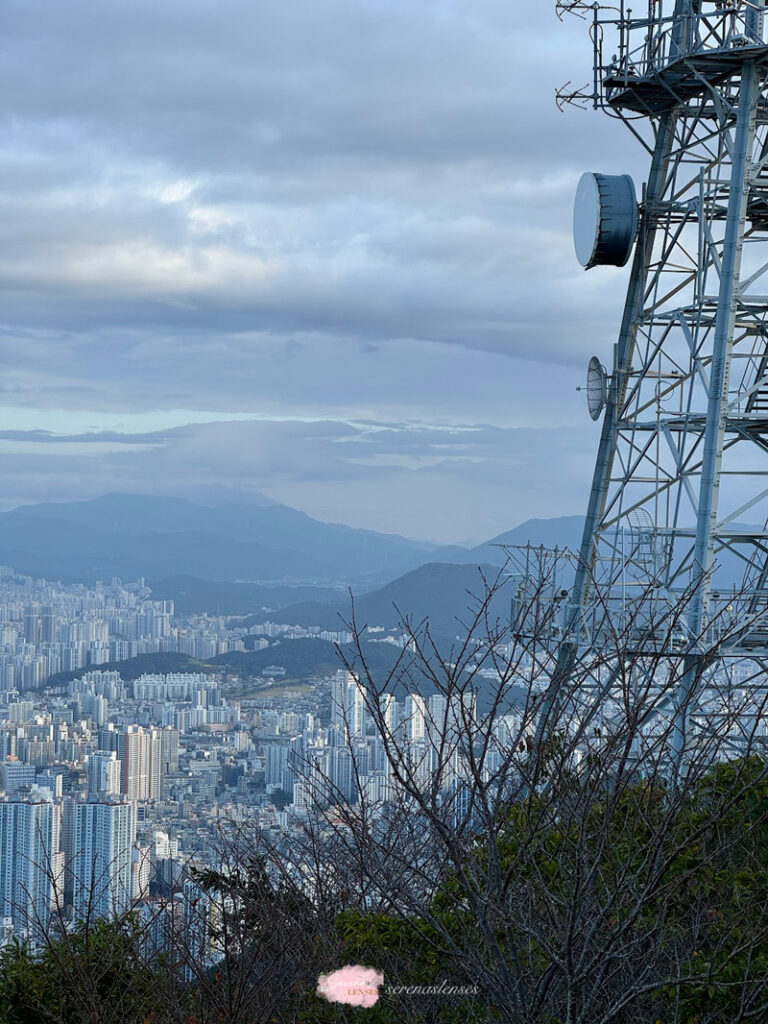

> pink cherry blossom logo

[{"left": 317, "top": 964, "right": 384, "bottom": 1007}]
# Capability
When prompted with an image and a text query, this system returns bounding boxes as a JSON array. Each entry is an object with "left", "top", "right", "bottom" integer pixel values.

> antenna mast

[{"left": 546, "top": 0, "right": 768, "bottom": 760}]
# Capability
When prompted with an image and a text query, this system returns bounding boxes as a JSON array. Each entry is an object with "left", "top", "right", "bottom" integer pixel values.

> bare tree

[
  {"left": 167, "top": 823, "right": 340, "bottom": 1024},
  {"left": 277, "top": 557, "right": 768, "bottom": 1023},
  {"left": 0, "top": 818, "right": 343, "bottom": 1024}
]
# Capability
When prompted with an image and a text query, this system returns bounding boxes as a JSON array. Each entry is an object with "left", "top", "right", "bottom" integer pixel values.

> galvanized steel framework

[{"left": 547, "top": 1, "right": 768, "bottom": 746}]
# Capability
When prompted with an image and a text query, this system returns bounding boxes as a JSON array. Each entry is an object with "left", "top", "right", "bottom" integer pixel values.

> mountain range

[
  {"left": 0, "top": 493, "right": 585, "bottom": 588},
  {"left": 432, "top": 515, "right": 585, "bottom": 567},
  {"left": 15, "top": 493, "right": 762, "bottom": 689},
  {"left": 0, "top": 494, "right": 592, "bottom": 684},
  {"left": 0, "top": 494, "right": 436, "bottom": 584},
  {"left": 227, "top": 561, "right": 512, "bottom": 638}
]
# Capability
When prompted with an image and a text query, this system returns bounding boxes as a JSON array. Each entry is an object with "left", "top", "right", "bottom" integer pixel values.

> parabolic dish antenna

[
  {"left": 586, "top": 356, "right": 608, "bottom": 420},
  {"left": 573, "top": 172, "right": 638, "bottom": 269}
]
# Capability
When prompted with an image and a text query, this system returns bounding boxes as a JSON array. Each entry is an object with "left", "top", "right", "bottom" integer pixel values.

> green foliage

[
  {"left": 330, "top": 757, "right": 768, "bottom": 1022},
  {"left": 0, "top": 917, "right": 165, "bottom": 1024}
]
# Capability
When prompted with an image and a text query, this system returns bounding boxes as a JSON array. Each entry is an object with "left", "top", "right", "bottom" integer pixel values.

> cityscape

[
  {"left": 0, "top": 563, "right": 505, "bottom": 960},
  {"left": 0, "top": 548, "right": 565, "bottom": 1018},
  {"left": 5, "top": 0, "right": 768, "bottom": 1021}
]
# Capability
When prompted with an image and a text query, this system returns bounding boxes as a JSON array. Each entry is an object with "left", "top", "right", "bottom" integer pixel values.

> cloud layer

[{"left": 0, "top": 1, "right": 645, "bottom": 542}]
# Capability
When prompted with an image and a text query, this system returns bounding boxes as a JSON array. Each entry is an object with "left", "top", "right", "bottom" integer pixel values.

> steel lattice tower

[{"left": 544, "top": 0, "right": 768, "bottom": 749}]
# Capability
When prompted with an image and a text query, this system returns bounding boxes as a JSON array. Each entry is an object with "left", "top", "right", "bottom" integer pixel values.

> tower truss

[{"left": 547, "top": 1, "right": 768, "bottom": 748}]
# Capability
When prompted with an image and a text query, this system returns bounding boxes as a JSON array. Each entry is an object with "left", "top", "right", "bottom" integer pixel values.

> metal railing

[{"left": 556, "top": 2, "right": 766, "bottom": 110}]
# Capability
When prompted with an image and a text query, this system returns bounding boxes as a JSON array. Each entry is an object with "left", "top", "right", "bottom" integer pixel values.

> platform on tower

[{"left": 605, "top": 43, "right": 768, "bottom": 114}]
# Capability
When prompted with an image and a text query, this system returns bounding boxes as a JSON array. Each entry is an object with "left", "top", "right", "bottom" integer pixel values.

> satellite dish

[
  {"left": 573, "top": 172, "right": 638, "bottom": 269},
  {"left": 586, "top": 356, "right": 608, "bottom": 420}
]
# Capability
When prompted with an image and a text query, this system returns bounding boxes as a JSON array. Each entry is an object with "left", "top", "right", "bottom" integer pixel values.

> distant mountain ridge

[
  {"left": 0, "top": 493, "right": 593, "bottom": 603},
  {"left": 0, "top": 493, "right": 437, "bottom": 584},
  {"left": 431, "top": 516, "right": 586, "bottom": 566},
  {"left": 229, "top": 561, "right": 515, "bottom": 638}
]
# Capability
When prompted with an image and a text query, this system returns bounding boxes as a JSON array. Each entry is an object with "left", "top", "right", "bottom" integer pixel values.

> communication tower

[{"left": 547, "top": 0, "right": 768, "bottom": 753}]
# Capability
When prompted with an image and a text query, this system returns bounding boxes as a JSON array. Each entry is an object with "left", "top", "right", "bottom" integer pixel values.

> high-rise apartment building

[
  {"left": 86, "top": 751, "right": 121, "bottom": 797},
  {"left": 71, "top": 799, "right": 136, "bottom": 921},
  {"left": 405, "top": 695, "right": 427, "bottom": 742},
  {"left": 160, "top": 727, "right": 179, "bottom": 773},
  {"left": 23, "top": 606, "right": 40, "bottom": 646},
  {"left": 0, "top": 789, "right": 62, "bottom": 941},
  {"left": 264, "top": 741, "right": 289, "bottom": 788},
  {"left": 331, "top": 670, "right": 367, "bottom": 740},
  {"left": 41, "top": 607, "right": 57, "bottom": 643},
  {"left": 118, "top": 726, "right": 162, "bottom": 801}
]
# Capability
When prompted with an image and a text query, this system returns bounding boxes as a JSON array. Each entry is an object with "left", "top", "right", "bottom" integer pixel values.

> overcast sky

[{"left": 0, "top": 0, "right": 644, "bottom": 543}]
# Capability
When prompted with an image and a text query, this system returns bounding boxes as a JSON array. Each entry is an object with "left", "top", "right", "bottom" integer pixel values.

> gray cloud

[{"left": 0, "top": 1, "right": 638, "bottom": 539}]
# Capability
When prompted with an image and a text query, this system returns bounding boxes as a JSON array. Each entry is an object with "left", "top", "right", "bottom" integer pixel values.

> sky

[{"left": 0, "top": 0, "right": 645, "bottom": 544}]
